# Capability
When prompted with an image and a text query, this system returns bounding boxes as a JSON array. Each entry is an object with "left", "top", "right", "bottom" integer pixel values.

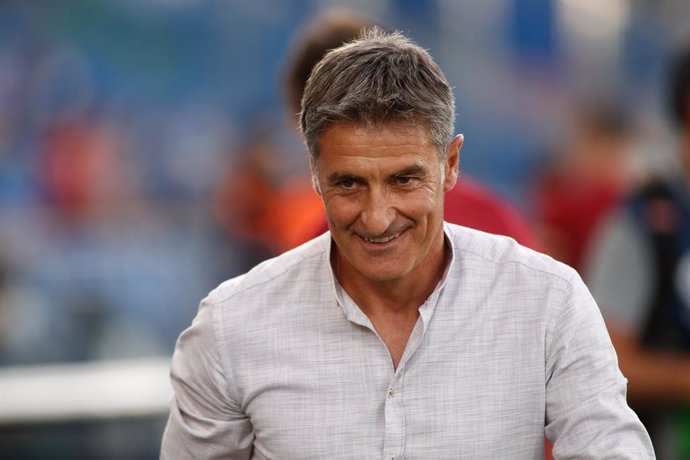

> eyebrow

[
  {"left": 326, "top": 164, "right": 430, "bottom": 185},
  {"left": 394, "top": 165, "right": 427, "bottom": 177},
  {"left": 326, "top": 172, "right": 363, "bottom": 185}
]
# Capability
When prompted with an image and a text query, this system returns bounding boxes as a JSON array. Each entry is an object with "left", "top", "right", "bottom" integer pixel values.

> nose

[{"left": 360, "top": 186, "right": 395, "bottom": 236}]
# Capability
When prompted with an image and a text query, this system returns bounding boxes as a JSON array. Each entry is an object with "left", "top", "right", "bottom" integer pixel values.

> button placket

[{"left": 383, "top": 371, "right": 405, "bottom": 460}]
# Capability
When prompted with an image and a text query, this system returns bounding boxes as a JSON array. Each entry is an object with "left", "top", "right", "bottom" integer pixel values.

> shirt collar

[{"left": 327, "top": 223, "right": 456, "bottom": 330}]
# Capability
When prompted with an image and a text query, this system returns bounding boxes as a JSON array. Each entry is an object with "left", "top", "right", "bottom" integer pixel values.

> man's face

[{"left": 312, "top": 121, "right": 461, "bottom": 285}]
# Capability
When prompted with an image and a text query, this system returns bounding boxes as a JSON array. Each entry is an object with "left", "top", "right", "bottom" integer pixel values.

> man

[
  {"left": 161, "top": 28, "right": 653, "bottom": 459},
  {"left": 584, "top": 45, "right": 690, "bottom": 459}
]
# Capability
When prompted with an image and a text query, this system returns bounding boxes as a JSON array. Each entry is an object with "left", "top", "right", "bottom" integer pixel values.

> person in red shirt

[{"left": 532, "top": 103, "right": 639, "bottom": 271}]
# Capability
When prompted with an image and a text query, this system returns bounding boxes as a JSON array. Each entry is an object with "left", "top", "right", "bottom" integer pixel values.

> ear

[
  {"left": 309, "top": 158, "right": 322, "bottom": 196},
  {"left": 443, "top": 134, "right": 463, "bottom": 192}
]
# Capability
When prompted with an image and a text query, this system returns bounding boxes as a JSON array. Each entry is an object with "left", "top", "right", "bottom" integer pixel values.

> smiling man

[
  {"left": 161, "top": 28, "right": 654, "bottom": 459},
  {"left": 314, "top": 122, "right": 461, "bottom": 369}
]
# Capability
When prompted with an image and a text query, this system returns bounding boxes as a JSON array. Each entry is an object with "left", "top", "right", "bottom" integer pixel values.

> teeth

[{"left": 365, "top": 233, "right": 399, "bottom": 243}]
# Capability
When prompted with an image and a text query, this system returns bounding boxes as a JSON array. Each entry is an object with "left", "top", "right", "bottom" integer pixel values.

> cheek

[
  {"left": 390, "top": 194, "right": 442, "bottom": 227},
  {"left": 323, "top": 196, "right": 360, "bottom": 226},
  {"left": 412, "top": 184, "right": 445, "bottom": 214}
]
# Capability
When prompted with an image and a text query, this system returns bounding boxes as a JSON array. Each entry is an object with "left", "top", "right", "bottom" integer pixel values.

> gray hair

[{"left": 299, "top": 27, "right": 456, "bottom": 161}]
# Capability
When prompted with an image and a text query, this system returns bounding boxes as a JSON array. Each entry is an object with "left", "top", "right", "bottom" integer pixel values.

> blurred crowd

[{"left": 1, "top": 0, "right": 690, "bottom": 458}]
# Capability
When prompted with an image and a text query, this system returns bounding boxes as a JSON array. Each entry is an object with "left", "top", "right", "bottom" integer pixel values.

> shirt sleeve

[
  {"left": 544, "top": 270, "right": 655, "bottom": 458},
  {"left": 160, "top": 297, "right": 254, "bottom": 459}
]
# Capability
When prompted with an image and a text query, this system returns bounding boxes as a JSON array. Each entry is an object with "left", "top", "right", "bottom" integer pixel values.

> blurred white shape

[
  {"left": 556, "top": 0, "right": 632, "bottom": 90},
  {"left": 558, "top": 0, "right": 630, "bottom": 30},
  {"left": 0, "top": 357, "right": 172, "bottom": 424}
]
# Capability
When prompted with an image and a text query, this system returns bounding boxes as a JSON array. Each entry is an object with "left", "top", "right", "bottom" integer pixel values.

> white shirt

[{"left": 161, "top": 223, "right": 654, "bottom": 459}]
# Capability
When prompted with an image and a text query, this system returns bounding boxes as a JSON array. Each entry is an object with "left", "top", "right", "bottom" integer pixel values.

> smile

[{"left": 363, "top": 232, "right": 401, "bottom": 244}]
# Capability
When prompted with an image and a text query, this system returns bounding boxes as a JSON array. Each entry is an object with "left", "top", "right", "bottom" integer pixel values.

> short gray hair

[{"left": 299, "top": 27, "right": 456, "bottom": 161}]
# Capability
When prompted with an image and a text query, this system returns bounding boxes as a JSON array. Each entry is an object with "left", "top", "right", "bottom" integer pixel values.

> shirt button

[{"left": 386, "top": 389, "right": 394, "bottom": 399}]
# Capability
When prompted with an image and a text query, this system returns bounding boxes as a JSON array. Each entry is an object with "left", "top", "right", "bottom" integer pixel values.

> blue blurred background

[{"left": 0, "top": 0, "right": 687, "bottom": 458}]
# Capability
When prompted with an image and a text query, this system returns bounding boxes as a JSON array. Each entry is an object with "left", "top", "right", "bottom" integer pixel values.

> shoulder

[
  {"left": 190, "top": 234, "right": 335, "bottom": 384},
  {"left": 445, "top": 222, "right": 573, "bottom": 284},
  {"left": 206, "top": 233, "right": 331, "bottom": 311},
  {"left": 444, "top": 224, "right": 598, "bottom": 349}
]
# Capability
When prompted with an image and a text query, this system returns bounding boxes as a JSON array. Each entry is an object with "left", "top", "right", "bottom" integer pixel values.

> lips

[{"left": 363, "top": 232, "right": 400, "bottom": 244}]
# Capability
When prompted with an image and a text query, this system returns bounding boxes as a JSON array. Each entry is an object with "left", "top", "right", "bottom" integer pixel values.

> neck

[{"left": 334, "top": 231, "right": 449, "bottom": 316}]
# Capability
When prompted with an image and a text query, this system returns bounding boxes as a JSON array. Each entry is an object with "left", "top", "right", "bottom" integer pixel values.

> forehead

[
  {"left": 318, "top": 121, "right": 434, "bottom": 156},
  {"left": 315, "top": 122, "right": 441, "bottom": 181}
]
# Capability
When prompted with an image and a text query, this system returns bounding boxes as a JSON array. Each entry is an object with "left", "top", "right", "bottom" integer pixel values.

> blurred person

[
  {"left": 212, "top": 131, "right": 289, "bottom": 266},
  {"left": 282, "top": 8, "right": 541, "bottom": 251},
  {"left": 38, "top": 115, "right": 127, "bottom": 224},
  {"left": 34, "top": 115, "right": 170, "bottom": 358},
  {"left": 532, "top": 102, "right": 642, "bottom": 271},
  {"left": 161, "top": 28, "right": 653, "bottom": 458},
  {"left": 584, "top": 45, "right": 690, "bottom": 458},
  {"left": 212, "top": 121, "right": 324, "bottom": 266}
]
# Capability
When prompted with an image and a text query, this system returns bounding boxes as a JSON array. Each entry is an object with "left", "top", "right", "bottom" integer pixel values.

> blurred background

[{"left": 0, "top": 0, "right": 688, "bottom": 458}]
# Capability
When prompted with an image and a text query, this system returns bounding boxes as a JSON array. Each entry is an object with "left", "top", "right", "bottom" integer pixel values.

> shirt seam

[
  {"left": 457, "top": 240, "right": 574, "bottom": 285},
  {"left": 208, "top": 295, "right": 245, "bottom": 408}
]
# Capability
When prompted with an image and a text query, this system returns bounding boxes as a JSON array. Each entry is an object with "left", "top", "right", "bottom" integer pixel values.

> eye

[
  {"left": 396, "top": 175, "right": 417, "bottom": 187},
  {"left": 339, "top": 178, "right": 356, "bottom": 189}
]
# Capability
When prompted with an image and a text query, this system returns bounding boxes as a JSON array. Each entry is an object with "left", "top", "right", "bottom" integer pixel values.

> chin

[{"left": 355, "top": 263, "right": 410, "bottom": 283}]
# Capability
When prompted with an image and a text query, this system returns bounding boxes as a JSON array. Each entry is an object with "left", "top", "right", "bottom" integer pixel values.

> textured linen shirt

[{"left": 161, "top": 223, "right": 654, "bottom": 459}]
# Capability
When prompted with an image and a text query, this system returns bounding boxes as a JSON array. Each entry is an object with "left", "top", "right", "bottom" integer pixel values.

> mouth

[{"left": 363, "top": 232, "right": 401, "bottom": 244}]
